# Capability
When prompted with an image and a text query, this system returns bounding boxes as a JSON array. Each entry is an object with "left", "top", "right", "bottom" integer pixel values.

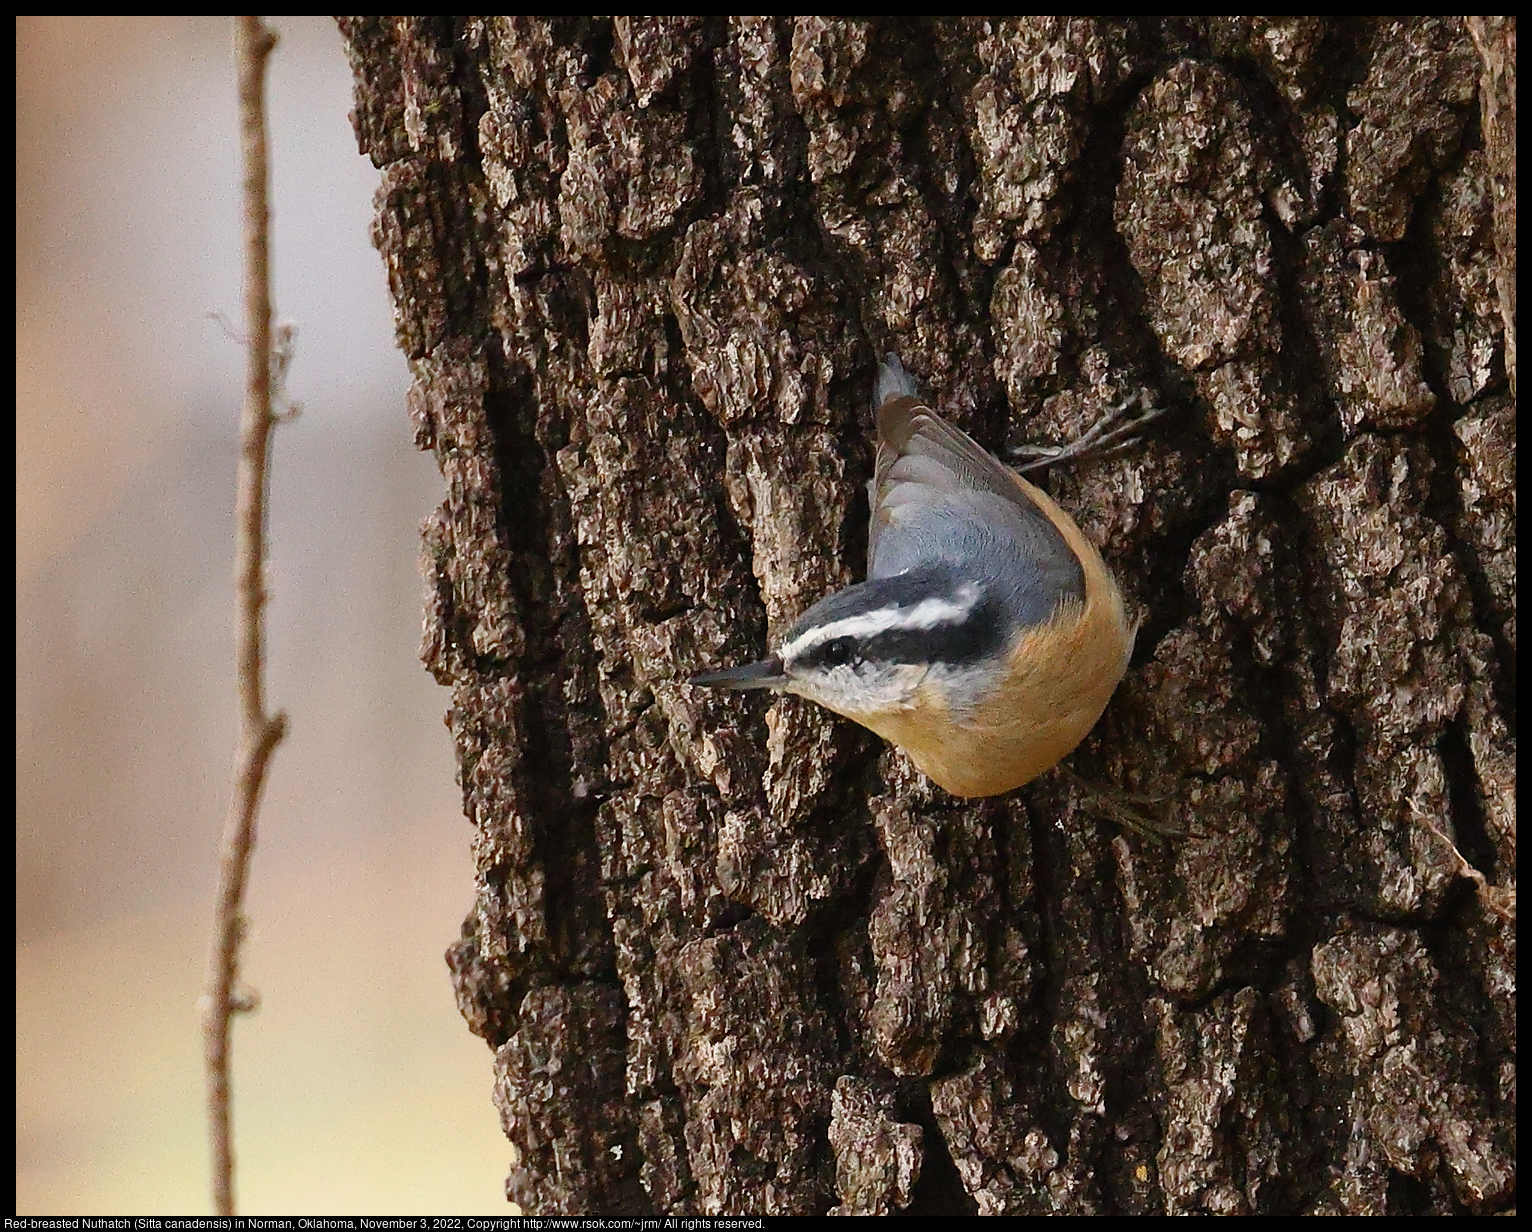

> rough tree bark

[{"left": 339, "top": 17, "right": 1514, "bottom": 1216}]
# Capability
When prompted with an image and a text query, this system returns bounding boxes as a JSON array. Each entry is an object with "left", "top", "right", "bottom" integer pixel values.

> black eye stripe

[
  {"left": 795, "top": 594, "right": 1007, "bottom": 671},
  {"left": 863, "top": 601, "right": 1004, "bottom": 666},
  {"left": 819, "top": 637, "right": 857, "bottom": 667}
]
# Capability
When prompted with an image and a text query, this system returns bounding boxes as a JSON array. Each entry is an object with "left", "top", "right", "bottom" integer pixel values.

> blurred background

[{"left": 16, "top": 16, "right": 515, "bottom": 1213}]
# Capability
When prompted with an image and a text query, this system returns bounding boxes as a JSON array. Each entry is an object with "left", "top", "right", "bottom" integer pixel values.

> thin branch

[{"left": 203, "top": 15, "right": 286, "bottom": 1218}]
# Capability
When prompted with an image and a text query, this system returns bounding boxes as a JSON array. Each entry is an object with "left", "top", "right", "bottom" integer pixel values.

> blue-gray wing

[{"left": 870, "top": 379, "right": 1085, "bottom": 631}]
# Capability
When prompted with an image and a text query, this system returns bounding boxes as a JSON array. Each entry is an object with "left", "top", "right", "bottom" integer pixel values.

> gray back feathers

[{"left": 870, "top": 356, "right": 1085, "bottom": 632}]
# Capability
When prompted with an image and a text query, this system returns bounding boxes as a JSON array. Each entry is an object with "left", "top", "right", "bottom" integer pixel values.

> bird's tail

[{"left": 874, "top": 353, "right": 923, "bottom": 409}]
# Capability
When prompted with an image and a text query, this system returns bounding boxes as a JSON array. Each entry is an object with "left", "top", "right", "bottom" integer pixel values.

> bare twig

[
  {"left": 1415, "top": 808, "right": 1516, "bottom": 923},
  {"left": 203, "top": 15, "right": 286, "bottom": 1217}
]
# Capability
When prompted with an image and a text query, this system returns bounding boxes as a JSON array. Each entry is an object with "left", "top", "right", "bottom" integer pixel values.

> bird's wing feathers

[{"left": 870, "top": 377, "right": 1086, "bottom": 622}]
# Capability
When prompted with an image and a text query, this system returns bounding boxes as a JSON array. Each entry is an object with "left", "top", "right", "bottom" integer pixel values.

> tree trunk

[{"left": 339, "top": 17, "right": 1514, "bottom": 1215}]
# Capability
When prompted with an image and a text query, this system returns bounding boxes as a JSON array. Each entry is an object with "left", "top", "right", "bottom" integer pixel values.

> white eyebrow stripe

[{"left": 780, "top": 583, "right": 982, "bottom": 662}]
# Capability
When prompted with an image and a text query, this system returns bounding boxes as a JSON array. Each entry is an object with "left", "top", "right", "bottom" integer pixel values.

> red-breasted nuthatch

[{"left": 692, "top": 355, "right": 1143, "bottom": 798}]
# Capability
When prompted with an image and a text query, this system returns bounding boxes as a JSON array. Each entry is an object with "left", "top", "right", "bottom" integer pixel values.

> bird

[{"left": 691, "top": 354, "right": 1145, "bottom": 798}]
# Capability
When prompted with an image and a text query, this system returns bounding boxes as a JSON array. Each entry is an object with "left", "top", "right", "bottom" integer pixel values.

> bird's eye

[{"left": 820, "top": 637, "right": 858, "bottom": 668}]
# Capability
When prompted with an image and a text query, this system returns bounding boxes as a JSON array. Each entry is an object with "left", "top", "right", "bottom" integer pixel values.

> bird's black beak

[{"left": 689, "top": 656, "right": 787, "bottom": 690}]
